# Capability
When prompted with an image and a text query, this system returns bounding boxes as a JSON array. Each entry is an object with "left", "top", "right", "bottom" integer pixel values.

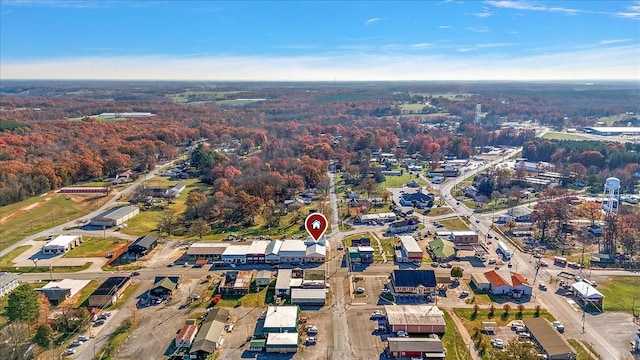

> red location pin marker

[{"left": 305, "top": 213, "right": 328, "bottom": 242}]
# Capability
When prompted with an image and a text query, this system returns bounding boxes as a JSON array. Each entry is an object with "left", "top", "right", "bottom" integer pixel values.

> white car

[
  {"left": 492, "top": 338, "right": 504, "bottom": 349},
  {"left": 509, "top": 321, "right": 524, "bottom": 329},
  {"left": 397, "top": 330, "right": 408, "bottom": 337},
  {"left": 488, "top": 258, "right": 497, "bottom": 265},
  {"left": 539, "top": 260, "right": 549, "bottom": 267},
  {"left": 551, "top": 321, "right": 565, "bottom": 332}
]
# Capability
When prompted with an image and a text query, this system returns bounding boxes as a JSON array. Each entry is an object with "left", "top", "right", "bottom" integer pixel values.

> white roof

[
  {"left": 291, "top": 288, "right": 326, "bottom": 300},
  {"left": 39, "top": 279, "right": 91, "bottom": 297},
  {"left": 267, "top": 240, "right": 283, "bottom": 256},
  {"left": 275, "top": 269, "right": 293, "bottom": 290},
  {"left": 588, "top": 126, "right": 640, "bottom": 133},
  {"left": 221, "top": 245, "right": 250, "bottom": 257},
  {"left": 451, "top": 231, "right": 477, "bottom": 236},
  {"left": 399, "top": 236, "right": 421, "bottom": 253},
  {"left": 247, "top": 240, "right": 270, "bottom": 255},
  {"left": 266, "top": 332, "right": 298, "bottom": 346},
  {"left": 306, "top": 244, "right": 326, "bottom": 257},
  {"left": 384, "top": 305, "right": 445, "bottom": 326},
  {"left": 279, "top": 240, "right": 307, "bottom": 253},
  {"left": 45, "top": 235, "right": 80, "bottom": 248},
  {"left": 186, "top": 242, "right": 229, "bottom": 255},
  {"left": 571, "top": 281, "right": 604, "bottom": 299},
  {"left": 264, "top": 305, "right": 299, "bottom": 329}
]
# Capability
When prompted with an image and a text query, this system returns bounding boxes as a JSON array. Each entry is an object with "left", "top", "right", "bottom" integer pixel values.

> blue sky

[{"left": 1, "top": 0, "right": 639, "bottom": 81}]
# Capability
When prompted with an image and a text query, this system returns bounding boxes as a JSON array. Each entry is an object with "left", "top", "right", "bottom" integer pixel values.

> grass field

[
  {"left": 0, "top": 245, "right": 30, "bottom": 267},
  {"left": 0, "top": 193, "right": 110, "bottom": 252},
  {"left": 74, "top": 280, "right": 101, "bottom": 307},
  {"left": 379, "top": 172, "right": 426, "bottom": 189},
  {"left": 96, "top": 318, "right": 138, "bottom": 360},
  {"left": 424, "top": 207, "right": 454, "bottom": 217},
  {"left": 399, "top": 103, "right": 426, "bottom": 113},
  {"left": 542, "top": 132, "right": 589, "bottom": 140},
  {"left": 167, "top": 90, "right": 245, "bottom": 104},
  {"left": 453, "top": 307, "right": 555, "bottom": 330},
  {"left": 567, "top": 338, "right": 598, "bottom": 360},
  {"left": 442, "top": 310, "right": 473, "bottom": 360},
  {"left": 62, "top": 237, "right": 128, "bottom": 258},
  {"left": 597, "top": 276, "right": 640, "bottom": 314},
  {"left": 438, "top": 217, "right": 471, "bottom": 231}
]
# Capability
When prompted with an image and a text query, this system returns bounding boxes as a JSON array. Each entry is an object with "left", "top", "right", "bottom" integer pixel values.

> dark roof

[
  {"left": 390, "top": 218, "right": 419, "bottom": 228},
  {"left": 401, "top": 192, "right": 434, "bottom": 203},
  {"left": 392, "top": 270, "right": 436, "bottom": 288},
  {"left": 92, "top": 276, "right": 131, "bottom": 296},
  {"left": 129, "top": 235, "right": 158, "bottom": 249},
  {"left": 523, "top": 318, "right": 576, "bottom": 357},
  {"left": 190, "top": 308, "right": 230, "bottom": 354}
]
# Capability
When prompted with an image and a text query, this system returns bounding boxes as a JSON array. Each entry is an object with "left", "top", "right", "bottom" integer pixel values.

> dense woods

[{"left": 1, "top": 81, "right": 638, "bottom": 207}]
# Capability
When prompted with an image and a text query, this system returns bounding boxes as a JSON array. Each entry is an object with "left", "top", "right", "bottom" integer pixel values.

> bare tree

[{"left": 157, "top": 209, "right": 178, "bottom": 237}]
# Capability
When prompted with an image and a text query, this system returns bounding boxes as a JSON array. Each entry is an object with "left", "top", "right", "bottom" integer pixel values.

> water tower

[{"left": 603, "top": 177, "right": 620, "bottom": 214}]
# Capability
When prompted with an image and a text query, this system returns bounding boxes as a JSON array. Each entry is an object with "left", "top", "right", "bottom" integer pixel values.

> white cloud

[
  {"left": 438, "top": 25, "right": 452, "bottom": 29},
  {"left": 474, "top": 8, "right": 493, "bottom": 17},
  {"left": 3, "top": 45, "right": 637, "bottom": 81},
  {"left": 599, "top": 39, "right": 633, "bottom": 45},
  {"left": 485, "top": 0, "right": 581, "bottom": 14},
  {"left": 465, "top": 26, "right": 489, "bottom": 33},
  {"left": 409, "top": 43, "right": 433, "bottom": 49},
  {"left": 364, "top": 17, "right": 381, "bottom": 26}
]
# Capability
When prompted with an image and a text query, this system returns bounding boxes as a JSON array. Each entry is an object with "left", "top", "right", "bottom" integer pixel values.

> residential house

[
  {"left": 36, "top": 279, "right": 90, "bottom": 305},
  {"left": 358, "top": 246, "right": 375, "bottom": 262},
  {"left": 391, "top": 270, "right": 437, "bottom": 297},
  {"left": 175, "top": 324, "right": 197, "bottom": 349},
  {"left": 167, "top": 183, "right": 186, "bottom": 198},
  {"left": 388, "top": 218, "right": 419, "bottom": 234},
  {"left": 508, "top": 207, "right": 533, "bottom": 222}
]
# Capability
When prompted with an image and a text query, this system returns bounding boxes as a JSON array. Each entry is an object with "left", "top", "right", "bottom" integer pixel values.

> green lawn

[
  {"left": 400, "top": 103, "right": 426, "bottom": 113},
  {"left": 567, "top": 338, "right": 598, "bottom": 360},
  {"left": 453, "top": 308, "right": 555, "bottom": 329},
  {"left": 597, "top": 276, "right": 640, "bottom": 313},
  {"left": 542, "top": 132, "right": 589, "bottom": 141},
  {"left": 0, "top": 245, "right": 30, "bottom": 267},
  {"left": 379, "top": 172, "right": 426, "bottom": 189},
  {"left": 438, "top": 217, "right": 471, "bottom": 231},
  {"left": 442, "top": 310, "right": 473, "bottom": 360},
  {"left": 95, "top": 318, "right": 137, "bottom": 360},
  {"left": 62, "top": 237, "right": 128, "bottom": 258},
  {"left": 75, "top": 280, "right": 101, "bottom": 307},
  {"left": 0, "top": 193, "right": 110, "bottom": 252},
  {"left": 0, "top": 263, "right": 92, "bottom": 273},
  {"left": 424, "top": 207, "right": 454, "bottom": 217}
]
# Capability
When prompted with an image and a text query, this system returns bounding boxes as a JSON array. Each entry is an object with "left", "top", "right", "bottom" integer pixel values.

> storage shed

[
  {"left": 387, "top": 337, "right": 445, "bottom": 359},
  {"left": 265, "top": 332, "right": 298, "bottom": 353},
  {"left": 90, "top": 205, "right": 139, "bottom": 227},
  {"left": 523, "top": 318, "right": 576, "bottom": 359},
  {"left": 290, "top": 288, "right": 326, "bottom": 306},
  {"left": 263, "top": 305, "right": 299, "bottom": 334},
  {"left": 128, "top": 235, "right": 158, "bottom": 255},
  {"left": 384, "top": 305, "right": 445, "bottom": 334}
]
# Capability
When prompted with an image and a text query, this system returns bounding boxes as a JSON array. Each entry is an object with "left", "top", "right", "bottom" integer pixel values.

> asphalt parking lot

[{"left": 351, "top": 275, "right": 389, "bottom": 305}]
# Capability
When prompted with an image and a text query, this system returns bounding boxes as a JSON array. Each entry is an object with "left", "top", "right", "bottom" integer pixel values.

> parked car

[
  {"left": 514, "top": 326, "right": 526, "bottom": 333},
  {"left": 507, "top": 262, "right": 513, "bottom": 268},
  {"left": 475, "top": 219, "right": 480, "bottom": 223},
  {"left": 396, "top": 330, "right": 408, "bottom": 337},
  {"left": 371, "top": 310, "right": 385, "bottom": 318},
  {"left": 305, "top": 337, "right": 317, "bottom": 345},
  {"left": 509, "top": 321, "right": 524, "bottom": 330},
  {"left": 355, "top": 287, "right": 365, "bottom": 294},
  {"left": 539, "top": 283, "right": 547, "bottom": 291},
  {"left": 518, "top": 332, "right": 531, "bottom": 339},
  {"left": 69, "top": 340, "right": 83, "bottom": 347},
  {"left": 491, "top": 338, "right": 504, "bottom": 349},
  {"left": 131, "top": 271, "right": 140, "bottom": 276},
  {"left": 539, "top": 260, "right": 549, "bottom": 267},
  {"left": 93, "top": 319, "right": 105, "bottom": 327},
  {"left": 488, "top": 258, "right": 497, "bottom": 265},
  {"left": 459, "top": 291, "right": 469, "bottom": 298},
  {"left": 63, "top": 349, "right": 76, "bottom": 356},
  {"left": 78, "top": 336, "right": 89, "bottom": 342},
  {"left": 337, "top": 245, "right": 345, "bottom": 250},
  {"left": 552, "top": 321, "right": 565, "bottom": 332},
  {"left": 533, "top": 253, "right": 542, "bottom": 258}
]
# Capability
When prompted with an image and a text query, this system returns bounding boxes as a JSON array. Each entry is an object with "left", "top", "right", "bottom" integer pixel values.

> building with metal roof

[
  {"left": 290, "top": 288, "right": 326, "bottom": 306},
  {"left": 397, "top": 235, "right": 423, "bottom": 262},
  {"left": 428, "top": 238, "right": 456, "bottom": 262},
  {"left": 265, "top": 332, "right": 298, "bottom": 353},
  {"left": 484, "top": 270, "right": 511, "bottom": 295},
  {"left": 90, "top": 205, "right": 140, "bottom": 227},
  {"left": 189, "top": 308, "right": 229, "bottom": 359},
  {"left": 571, "top": 281, "right": 604, "bottom": 310},
  {"left": 128, "top": 235, "right": 158, "bottom": 255},
  {"left": 88, "top": 276, "right": 131, "bottom": 307},
  {"left": 0, "top": 272, "right": 19, "bottom": 298},
  {"left": 384, "top": 305, "right": 445, "bottom": 334},
  {"left": 263, "top": 305, "right": 299, "bottom": 334},
  {"left": 387, "top": 337, "right": 445, "bottom": 359},
  {"left": 36, "top": 279, "right": 90, "bottom": 305},
  {"left": 186, "top": 242, "right": 229, "bottom": 260},
  {"left": 221, "top": 245, "right": 249, "bottom": 264},
  {"left": 523, "top": 318, "right": 576, "bottom": 359},
  {"left": 42, "top": 235, "right": 82, "bottom": 254}
]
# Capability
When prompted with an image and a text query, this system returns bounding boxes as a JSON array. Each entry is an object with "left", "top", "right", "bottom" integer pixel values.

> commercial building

[
  {"left": 387, "top": 337, "right": 446, "bottom": 359},
  {"left": 391, "top": 270, "right": 437, "bottom": 299},
  {"left": 511, "top": 273, "right": 532, "bottom": 298},
  {"left": 58, "top": 187, "right": 109, "bottom": 194},
  {"left": 396, "top": 236, "right": 423, "bottom": 262},
  {"left": 186, "top": 242, "right": 229, "bottom": 261},
  {"left": 88, "top": 276, "right": 132, "bottom": 307},
  {"left": 470, "top": 273, "right": 490, "bottom": 292},
  {"left": 305, "top": 244, "right": 326, "bottom": 262},
  {"left": 221, "top": 245, "right": 249, "bottom": 264},
  {"left": 42, "top": 235, "right": 82, "bottom": 254},
  {"left": 449, "top": 231, "right": 479, "bottom": 250},
  {"left": 189, "top": 308, "right": 229, "bottom": 359},
  {"left": 255, "top": 270, "right": 272, "bottom": 287},
  {"left": 265, "top": 240, "right": 283, "bottom": 263},
  {"left": 388, "top": 218, "right": 420, "bottom": 234},
  {"left": 428, "top": 238, "right": 456, "bottom": 262},
  {"left": 275, "top": 269, "right": 294, "bottom": 296},
  {"left": 128, "top": 235, "right": 158, "bottom": 255},
  {"left": 384, "top": 305, "right": 446, "bottom": 334},
  {"left": 247, "top": 240, "right": 270, "bottom": 263},
  {"left": 36, "top": 279, "right": 91, "bottom": 305},
  {"left": 523, "top": 318, "right": 576, "bottom": 359},
  {"left": 0, "top": 272, "right": 19, "bottom": 298},
  {"left": 484, "top": 270, "right": 512, "bottom": 295},
  {"left": 279, "top": 240, "right": 307, "bottom": 263},
  {"left": 150, "top": 277, "right": 178, "bottom": 297},
  {"left": 571, "top": 281, "right": 604, "bottom": 310},
  {"left": 583, "top": 126, "right": 640, "bottom": 136},
  {"left": 90, "top": 205, "right": 140, "bottom": 227},
  {"left": 290, "top": 288, "right": 326, "bottom": 306},
  {"left": 265, "top": 332, "right": 298, "bottom": 353},
  {"left": 263, "top": 305, "right": 299, "bottom": 334}
]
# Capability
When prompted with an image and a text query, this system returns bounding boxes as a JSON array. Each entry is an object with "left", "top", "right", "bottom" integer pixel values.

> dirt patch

[{"left": 0, "top": 197, "right": 51, "bottom": 224}]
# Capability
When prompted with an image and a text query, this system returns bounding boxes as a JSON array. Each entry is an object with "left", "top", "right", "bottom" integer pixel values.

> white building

[
  {"left": 305, "top": 244, "right": 326, "bottom": 263},
  {"left": 221, "top": 245, "right": 249, "bottom": 264},
  {"left": 0, "top": 272, "right": 19, "bottom": 298},
  {"left": 266, "top": 240, "right": 283, "bottom": 264},
  {"left": 42, "top": 235, "right": 82, "bottom": 254},
  {"left": 247, "top": 240, "right": 270, "bottom": 263},
  {"left": 279, "top": 240, "right": 307, "bottom": 263}
]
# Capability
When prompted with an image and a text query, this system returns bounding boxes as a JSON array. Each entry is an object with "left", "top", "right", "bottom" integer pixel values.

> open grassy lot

[
  {"left": 400, "top": 103, "right": 426, "bottom": 113},
  {"left": 438, "top": 217, "right": 471, "bottom": 231},
  {"left": 442, "top": 310, "right": 473, "bottom": 360},
  {"left": 596, "top": 276, "right": 640, "bottom": 313},
  {"left": 567, "top": 338, "right": 598, "bottom": 360},
  {"left": 542, "top": 132, "right": 589, "bottom": 141},
  {"left": 73, "top": 280, "right": 101, "bottom": 307},
  {"left": 0, "top": 245, "right": 30, "bottom": 267},
  {"left": 0, "top": 193, "right": 110, "bottom": 252},
  {"left": 453, "top": 307, "right": 555, "bottom": 329},
  {"left": 96, "top": 317, "right": 138, "bottom": 360},
  {"left": 424, "top": 207, "right": 454, "bottom": 216},
  {"left": 215, "top": 284, "right": 269, "bottom": 308},
  {"left": 62, "top": 237, "right": 128, "bottom": 258},
  {"left": 379, "top": 172, "right": 426, "bottom": 189}
]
